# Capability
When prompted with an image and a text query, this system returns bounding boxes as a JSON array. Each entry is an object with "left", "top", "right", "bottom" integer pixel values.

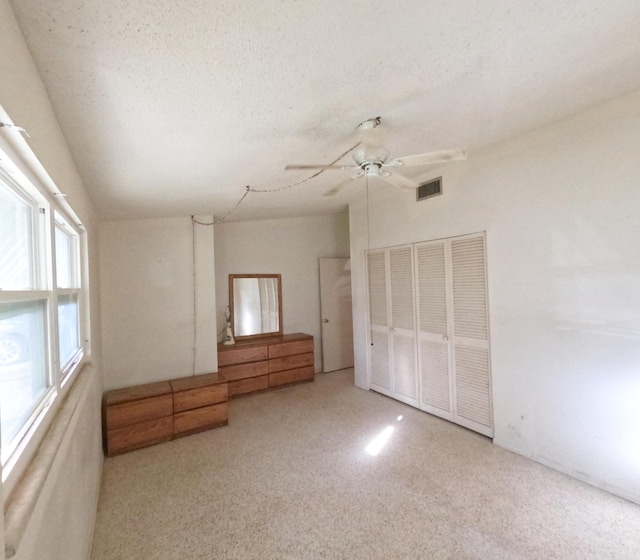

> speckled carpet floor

[{"left": 91, "top": 369, "right": 640, "bottom": 560}]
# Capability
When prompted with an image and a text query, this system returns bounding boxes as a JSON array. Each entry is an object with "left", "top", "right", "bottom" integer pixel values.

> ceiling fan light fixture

[
  {"left": 353, "top": 145, "right": 390, "bottom": 167},
  {"left": 356, "top": 117, "right": 385, "bottom": 150}
]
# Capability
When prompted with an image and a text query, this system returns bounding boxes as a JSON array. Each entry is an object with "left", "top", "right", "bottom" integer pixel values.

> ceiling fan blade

[
  {"left": 324, "top": 171, "right": 364, "bottom": 196},
  {"left": 379, "top": 171, "right": 419, "bottom": 191},
  {"left": 386, "top": 148, "right": 467, "bottom": 168},
  {"left": 285, "top": 164, "right": 358, "bottom": 171}
]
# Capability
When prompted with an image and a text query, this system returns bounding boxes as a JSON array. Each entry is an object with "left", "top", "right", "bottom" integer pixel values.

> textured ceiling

[{"left": 9, "top": 0, "right": 640, "bottom": 222}]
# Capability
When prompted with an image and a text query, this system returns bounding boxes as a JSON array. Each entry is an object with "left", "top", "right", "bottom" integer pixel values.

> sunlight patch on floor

[{"left": 365, "top": 426, "right": 395, "bottom": 456}]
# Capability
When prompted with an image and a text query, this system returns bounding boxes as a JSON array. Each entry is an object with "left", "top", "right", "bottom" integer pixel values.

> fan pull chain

[{"left": 366, "top": 173, "right": 374, "bottom": 347}]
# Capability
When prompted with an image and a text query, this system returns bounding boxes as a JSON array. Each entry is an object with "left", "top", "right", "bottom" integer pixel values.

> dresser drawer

[
  {"left": 173, "top": 383, "right": 228, "bottom": 413},
  {"left": 227, "top": 375, "right": 269, "bottom": 397},
  {"left": 219, "top": 359, "right": 268, "bottom": 381},
  {"left": 174, "top": 403, "right": 228, "bottom": 436},
  {"left": 105, "top": 394, "right": 173, "bottom": 430},
  {"left": 107, "top": 416, "right": 173, "bottom": 455},
  {"left": 269, "top": 365, "right": 315, "bottom": 388},
  {"left": 218, "top": 345, "right": 268, "bottom": 367},
  {"left": 269, "top": 352, "right": 314, "bottom": 373},
  {"left": 268, "top": 337, "right": 313, "bottom": 358}
]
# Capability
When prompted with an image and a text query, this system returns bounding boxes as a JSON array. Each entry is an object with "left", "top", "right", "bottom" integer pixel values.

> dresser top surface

[
  {"left": 104, "top": 380, "right": 172, "bottom": 406},
  {"left": 169, "top": 372, "right": 226, "bottom": 392},
  {"left": 218, "top": 332, "right": 311, "bottom": 352}
]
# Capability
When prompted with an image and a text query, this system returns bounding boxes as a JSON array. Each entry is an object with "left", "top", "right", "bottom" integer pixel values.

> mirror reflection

[{"left": 230, "top": 274, "right": 282, "bottom": 338}]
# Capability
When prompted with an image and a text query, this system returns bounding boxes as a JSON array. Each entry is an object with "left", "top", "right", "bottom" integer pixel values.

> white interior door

[{"left": 319, "top": 258, "right": 354, "bottom": 372}]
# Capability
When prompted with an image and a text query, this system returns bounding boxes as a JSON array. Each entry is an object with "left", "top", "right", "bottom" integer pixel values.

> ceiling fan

[{"left": 285, "top": 117, "right": 467, "bottom": 196}]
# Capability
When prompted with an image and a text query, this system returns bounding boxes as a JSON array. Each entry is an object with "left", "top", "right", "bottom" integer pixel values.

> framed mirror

[{"left": 229, "top": 274, "right": 282, "bottom": 339}]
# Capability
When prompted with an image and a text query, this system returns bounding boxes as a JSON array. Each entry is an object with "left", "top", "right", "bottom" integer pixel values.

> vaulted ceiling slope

[{"left": 9, "top": 1, "right": 640, "bottom": 222}]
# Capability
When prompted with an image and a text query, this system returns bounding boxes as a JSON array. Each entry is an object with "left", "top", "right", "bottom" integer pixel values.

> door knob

[
  {"left": 323, "top": 319, "right": 329, "bottom": 323},
  {"left": 443, "top": 335, "right": 449, "bottom": 341}
]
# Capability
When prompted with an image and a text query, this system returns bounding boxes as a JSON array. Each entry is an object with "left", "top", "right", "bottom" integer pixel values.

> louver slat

[
  {"left": 416, "top": 243, "right": 447, "bottom": 335},
  {"left": 389, "top": 247, "right": 414, "bottom": 330},
  {"left": 455, "top": 346, "right": 491, "bottom": 427},
  {"left": 367, "top": 251, "right": 387, "bottom": 327},
  {"left": 420, "top": 341, "right": 450, "bottom": 411},
  {"left": 394, "top": 334, "right": 417, "bottom": 399},
  {"left": 370, "top": 329, "right": 390, "bottom": 389},
  {"left": 452, "top": 237, "right": 487, "bottom": 340}
]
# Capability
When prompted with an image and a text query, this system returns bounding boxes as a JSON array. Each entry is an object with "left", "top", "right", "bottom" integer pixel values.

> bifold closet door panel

[
  {"left": 415, "top": 241, "right": 453, "bottom": 420},
  {"left": 389, "top": 246, "right": 418, "bottom": 405},
  {"left": 391, "top": 332, "right": 418, "bottom": 403},
  {"left": 367, "top": 251, "right": 392, "bottom": 396},
  {"left": 451, "top": 235, "right": 493, "bottom": 437},
  {"left": 370, "top": 326, "right": 391, "bottom": 394}
]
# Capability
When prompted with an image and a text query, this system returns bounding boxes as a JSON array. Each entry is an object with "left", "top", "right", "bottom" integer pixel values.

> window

[
  {"left": 55, "top": 214, "right": 82, "bottom": 376},
  {"left": 0, "top": 148, "right": 86, "bottom": 493},
  {"left": 0, "top": 301, "right": 48, "bottom": 452},
  {"left": 0, "top": 181, "right": 35, "bottom": 289}
]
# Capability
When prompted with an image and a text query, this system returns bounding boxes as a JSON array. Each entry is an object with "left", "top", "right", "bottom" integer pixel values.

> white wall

[
  {"left": 214, "top": 212, "right": 350, "bottom": 372},
  {"left": 99, "top": 216, "right": 217, "bottom": 391},
  {"left": 11, "top": 368, "right": 102, "bottom": 560},
  {"left": 1, "top": 1, "right": 103, "bottom": 558},
  {"left": 100, "top": 212, "right": 349, "bottom": 387},
  {"left": 349, "top": 89, "right": 640, "bottom": 505}
]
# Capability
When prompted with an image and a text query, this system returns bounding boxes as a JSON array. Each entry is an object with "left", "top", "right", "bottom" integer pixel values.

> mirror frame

[{"left": 229, "top": 273, "right": 283, "bottom": 340}]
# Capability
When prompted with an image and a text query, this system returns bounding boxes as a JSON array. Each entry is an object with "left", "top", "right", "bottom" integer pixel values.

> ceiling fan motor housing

[{"left": 362, "top": 163, "right": 390, "bottom": 178}]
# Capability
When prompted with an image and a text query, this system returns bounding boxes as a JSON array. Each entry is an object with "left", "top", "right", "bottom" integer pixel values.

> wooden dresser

[
  {"left": 103, "top": 372, "right": 228, "bottom": 456},
  {"left": 170, "top": 373, "right": 228, "bottom": 438},
  {"left": 103, "top": 381, "right": 173, "bottom": 456},
  {"left": 218, "top": 333, "right": 315, "bottom": 398}
]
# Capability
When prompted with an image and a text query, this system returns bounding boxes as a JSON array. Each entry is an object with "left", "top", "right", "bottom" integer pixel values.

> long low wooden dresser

[
  {"left": 218, "top": 333, "right": 315, "bottom": 398},
  {"left": 103, "top": 372, "right": 228, "bottom": 456}
]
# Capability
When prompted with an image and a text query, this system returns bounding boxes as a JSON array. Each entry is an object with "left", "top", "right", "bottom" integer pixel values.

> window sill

[{"left": 3, "top": 363, "right": 93, "bottom": 559}]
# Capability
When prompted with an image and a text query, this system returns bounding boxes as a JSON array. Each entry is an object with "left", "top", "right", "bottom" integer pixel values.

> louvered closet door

[
  {"left": 367, "top": 250, "right": 392, "bottom": 395},
  {"left": 450, "top": 235, "right": 493, "bottom": 437},
  {"left": 388, "top": 246, "right": 418, "bottom": 406},
  {"left": 415, "top": 240, "right": 453, "bottom": 420}
]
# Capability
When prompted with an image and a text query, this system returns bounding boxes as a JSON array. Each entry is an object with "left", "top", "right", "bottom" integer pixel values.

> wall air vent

[{"left": 416, "top": 177, "right": 442, "bottom": 201}]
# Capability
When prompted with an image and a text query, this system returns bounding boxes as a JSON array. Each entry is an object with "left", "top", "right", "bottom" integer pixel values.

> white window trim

[
  {"left": 0, "top": 110, "right": 90, "bottom": 499},
  {"left": 54, "top": 212, "right": 84, "bottom": 380}
]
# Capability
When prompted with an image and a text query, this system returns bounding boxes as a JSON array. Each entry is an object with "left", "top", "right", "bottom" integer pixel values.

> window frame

[
  {"left": 0, "top": 139, "right": 88, "bottom": 499},
  {"left": 54, "top": 212, "right": 83, "bottom": 380}
]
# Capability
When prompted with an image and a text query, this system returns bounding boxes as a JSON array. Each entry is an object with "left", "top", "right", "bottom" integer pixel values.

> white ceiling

[{"left": 9, "top": 0, "right": 640, "bottom": 222}]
